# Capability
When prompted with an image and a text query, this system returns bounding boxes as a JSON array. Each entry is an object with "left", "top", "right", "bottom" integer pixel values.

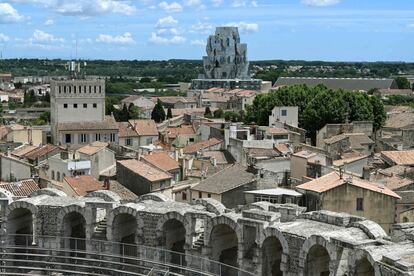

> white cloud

[
  {"left": 232, "top": 0, "right": 246, "bottom": 7},
  {"left": 44, "top": 19, "right": 54, "bottom": 25},
  {"left": 183, "top": 0, "right": 202, "bottom": 6},
  {"left": 301, "top": 0, "right": 340, "bottom": 7},
  {"left": 32, "top": 29, "right": 64, "bottom": 42},
  {"left": 226, "top": 22, "right": 259, "bottom": 33},
  {"left": 211, "top": 0, "right": 223, "bottom": 7},
  {"left": 156, "top": 16, "right": 178, "bottom": 28},
  {"left": 191, "top": 39, "right": 205, "bottom": 46},
  {"left": 0, "top": 3, "right": 25, "bottom": 23},
  {"left": 0, "top": 33, "right": 10, "bottom": 42},
  {"left": 149, "top": 32, "right": 185, "bottom": 45},
  {"left": 96, "top": 32, "right": 135, "bottom": 44},
  {"left": 251, "top": 0, "right": 258, "bottom": 7},
  {"left": 11, "top": 0, "right": 136, "bottom": 16},
  {"left": 158, "top": 1, "right": 183, "bottom": 13},
  {"left": 190, "top": 22, "right": 213, "bottom": 34}
]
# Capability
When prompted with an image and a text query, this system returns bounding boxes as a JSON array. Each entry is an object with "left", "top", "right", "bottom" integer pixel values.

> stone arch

[
  {"left": 156, "top": 211, "right": 189, "bottom": 265},
  {"left": 85, "top": 190, "right": 121, "bottom": 203},
  {"left": 140, "top": 193, "right": 171, "bottom": 202},
  {"left": 348, "top": 249, "right": 377, "bottom": 276},
  {"left": 352, "top": 220, "right": 387, "bottom": 239},
  {"left": 29, "top": 188, "right": 67, "bottom": 198},
  {"left": 5, "top": 200, "right": 38, "bottom": 246},
  {"left": 205, "top": 215, "right": 242, "bottom": 273},
  {"left": 194, "top": 198, "right": 225, "bottom": 215},
  {"left": 260, "top": 228, "right": 290, "bottom": 276},
  {"left": 299, "top": 235, "right": 339, "bottom": 276},
  {"left": 107, "top": 205, "right": 143, "bottom": 256},
  {"left": 56, "top": 204, "right": 87, "bottom": 249}
]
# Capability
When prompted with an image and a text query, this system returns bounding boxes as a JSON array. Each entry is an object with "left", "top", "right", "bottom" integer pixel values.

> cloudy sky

[{"left": 0, "top": 0, "right": 414, "bottom": 61}]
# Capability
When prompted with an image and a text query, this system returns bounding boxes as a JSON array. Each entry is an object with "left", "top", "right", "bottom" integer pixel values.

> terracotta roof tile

[
  {"left": 58, "top": 116, "right": 118, "bottom": 131},
  {"left": 183, "top": 138, "right": 222, "bottom": 154},
  {"left": 78, "top": 142, "right": 109, "bottom": 156},
  {"left": 24, "top": 144, "right": 59, "bottom": 160},
  {"left": 166, "top": 125, "right": 195, "bottom": 139},
  {"left": 63, "top": 175, "right": 103, "bottom": 196},
  {"left": 382, "top": 150, "right": 414, "bottom": 166},
  {"left": 0, "top": 179, "right": 40, "bottom": 197},
  {"left": 128, "top": 119, "right": 158, "bottom": 136},
  {"left": 118, "top": 122, "right": 138, "bottom": 138},
  {"left": 117, "top": 159, "right": 172, "bottom": 182},
  {"left": 296, "top": 172, "right": 401, "bottom": 199},
  {"left": 11, "top": 145, "right": 38, "bottom": 158},
  {"left": 141, "top": 152, "right": 180, "bottom": 172},
  {"left": 266, "top": 127, "right": 289, "bottom": 135}
]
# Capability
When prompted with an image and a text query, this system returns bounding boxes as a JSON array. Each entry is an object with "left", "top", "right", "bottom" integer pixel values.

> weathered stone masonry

[{"left": 0, "top": 187, "right": 414, "bottom": 275}]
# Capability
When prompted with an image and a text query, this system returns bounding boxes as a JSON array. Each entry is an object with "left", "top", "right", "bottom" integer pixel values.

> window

[
  {"left": 83, "top": 103, "right": 87, "bottom": 108},
  {"left": 281, "top": 109, "right": 287, "bottom": 116},
  {"left": 189, "top": 138, "right": 195, "bottom": 142},
  {"left": 63, "top": 86, "right": 66, "bottom": 93},
  {"left": 74, "top": 86, "right": 77, "bottom": 93},
  {"left": 80, "top": 133, "right": 88, "bottom": 143},
  {"left": 57, "top": 172, "right": 60, "bottom": 182},
  {"left": 93, "top": 103, "right": 97, "bottom": 108},
  {"left": 63, "top": 103, "right": 68, "bottom": 108},
  {"left": 58, "top": 86, "right": 61, "bottom": 93},
  {"left": 207, "top": 193, "right": 211, "bottom": 198},
  {"left": 89, "top": 86, "right": 92, "bottom": 93},
  {"left": 65, "top": 134, "right": 71, "bottom": 143},
  {"left": 126, "top": 138, "right": 132, "bottom": 146},
  {"left": 95, "top": 133, "right": 101, "bottom": 141},
  {"left": 94, "top": 86, "right": 96, "bottom": 93},
  {"left": 356, "top": 198, "right": 364, "bottom": 211},
  {"left": 198, "top": 191, "right": 202, "bottom": 198},
  {"left": 73, "top": 103, "right": 78, "bottom": 108},
  {"left": 51, "top": 170, "right": 55, "bottom": 180},
  {"left": 99, "top": 86, "right": 102, "bottom": 93},
  {"left": 110, "top": 133, "right": 116, "bottom": 142},
  {"left": 182, "top": 192, "right": 187, "bottom": 201}
]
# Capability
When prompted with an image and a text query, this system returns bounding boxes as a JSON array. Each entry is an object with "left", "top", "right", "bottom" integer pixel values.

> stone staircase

[
  {"left": 93, "top": 219, "right": 107, "bottom": 240},
  {"left": 192, "top": 232, "right": 204, "bottom": 251}
]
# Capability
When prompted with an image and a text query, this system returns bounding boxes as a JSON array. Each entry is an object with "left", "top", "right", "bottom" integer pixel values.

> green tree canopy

[
  {"left": 395, "top": 77, "right": 411, "bottom": 89},
  {"left": 246, "top": 84, "right": 386, "bottom": 142},
  {"left": 166, "top": 107, "right": 173, "bottom": 119},
  {"left": 151, "top": 99, "right": 166, "bottom": 123}
]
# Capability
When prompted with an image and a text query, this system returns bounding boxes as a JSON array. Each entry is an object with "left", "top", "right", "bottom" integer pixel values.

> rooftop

[
  {"left": 0, "top": 179, "right": 40, "bottom": 197},
  {"left": 191, "top": 164, "right": 255, "bottom": 194},
  {"left": 63, "top": 175, "right": 103, "bottom": 197},
  {"left": 165, "top": 125, "right": 195, "bottom": 139},
  {"left": 118, "top": 122, "right": 138, "bottom": 138},
  {"left": 381, "top": 150, "right": 414, "bottom": 166},
  {"left": 128, "top": 119, "right": 158, "bottom": 136},
  {"left": 244, "top": 187, "right": 302, "bottom": 197},
  {"left": 11, "top": 145, "right": 38, "bottom": 158},
  {"left": 77, "top": 141, "right": 109, "bottom": 156},
  {"left": 182, "top": 138, "right": 222, "bottom": 154},
  {"left": 117, "top": 159, "right": 172, "bottom": 182},
  {"left": 141, "top": 151, "right": 180, "bottom": 172},
  {"left": 58, "top": 116, "right": 118, "bottom": 131},
  {"left": 296, "top": 171, "right": 401, "bottom": 199},
  {"left": 23, "top": 144, "right": 59, "bottom": 160}
]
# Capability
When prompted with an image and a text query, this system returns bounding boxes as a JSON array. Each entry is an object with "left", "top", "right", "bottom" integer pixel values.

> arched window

[
  {"left": 51, "top": 170, "right": 55, "bottom": 180},
  {"left": 57, "top": 172, "right": 61, "bottom": 182}
]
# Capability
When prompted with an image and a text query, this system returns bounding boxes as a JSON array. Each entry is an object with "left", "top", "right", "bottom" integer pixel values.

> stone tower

[{"left": 202, "top": 27, "right": 249, "bottom": 80}]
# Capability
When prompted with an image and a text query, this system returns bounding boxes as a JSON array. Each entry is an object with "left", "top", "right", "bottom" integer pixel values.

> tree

[
  {"left": 204, "top": 106, "right": 212, "bottom": 117},
  {"left": 151, "top": 99, "right": 166, "bottom": 123},
  {"left": 395, "top": 77, "right": 411, "bottom": 89},
  {"left": 213, "top": 108, "right": 224, "bottom": 118},
  {"left": 166, "top": 107, "right": 173, "bottom": 119},
  {"left": 128, "top": 103, "right": 141, "bottom": 119},
  {"left": 39, "top": 111, "right": 50, "bottom": 123},
  {"left": 119, "top": 103, "right": 129, "bottom": 122},
  {"left": 369, "top": 95, "right": 386, "bottom": 131}
]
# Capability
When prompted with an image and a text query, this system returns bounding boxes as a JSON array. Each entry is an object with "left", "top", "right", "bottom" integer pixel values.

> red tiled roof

[
  {"left": 78, "top": 141, "right": 109, "bottom": 156},
  {"left": 117, "top": 159, "right": 172, "bottom": 182},
  {"left": 296, "top": 172, "right": 401, "bottom": 199},
  {"left": 0, "top": 179, "right": 40, "bottom": 197},
  {"left": 166, "top": 125, "right": 195, "bottom": 139},
  {"left": 24, "top": 144, "right": 59, "bottom": 160},
  {"left": 118, "top": 122, "right": 138, "bottom": 138},
  {"left": 129, "top": 119, "right": 158, "bottom": 136},
  {"left": 182, "top": 138, "right": 222, "bottom": 154},
  {"left": 141, "top": 152, "right": 180, "bottom": 172},
  {"left": 63, "top": 175, "right": 103, "bottom": 196},
  {"left": 11, "top": 145, "right": 38, "bottom": 158},
  {"left": 381, "top": 150, "right": 414, "bottom": 166}
]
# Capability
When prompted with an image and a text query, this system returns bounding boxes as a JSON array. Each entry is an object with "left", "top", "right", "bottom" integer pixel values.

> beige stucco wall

[
  {"left": 190, "top": 189, "right": 221, "bottom": 203},
  {"left": 290, "top": 155, "right": 308, "bottom": 182},
  {"left": 13, "top": 129, "right": 43, "bottom": 146},
  {"left": 320, "top": 183, "right": 396, "bottom": 233}
]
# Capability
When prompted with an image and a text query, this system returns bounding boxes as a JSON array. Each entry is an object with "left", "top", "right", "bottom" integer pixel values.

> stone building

[
  {"left": 50, "top": 79, "right": 118, "bottom": 147},
  {"left": 1, "top": 188, "right": 414, "bottom": 275}
]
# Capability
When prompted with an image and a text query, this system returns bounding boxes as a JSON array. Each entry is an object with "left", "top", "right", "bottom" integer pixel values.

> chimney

[
  {"left": 104, "top": 178, "right": 110, "bottom": 190},
  {"left": 362, "top": 166, "right": 370, "bottom": 180}
]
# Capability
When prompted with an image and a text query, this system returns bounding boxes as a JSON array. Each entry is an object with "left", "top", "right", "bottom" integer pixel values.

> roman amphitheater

[{"left": 0, "top": 187, "right": 413, "bottom": 276}]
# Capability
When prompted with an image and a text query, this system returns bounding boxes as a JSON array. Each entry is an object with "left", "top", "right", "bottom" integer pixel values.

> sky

[{"left": 0, "top": 0, "right": 414, "bottom": 61}]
